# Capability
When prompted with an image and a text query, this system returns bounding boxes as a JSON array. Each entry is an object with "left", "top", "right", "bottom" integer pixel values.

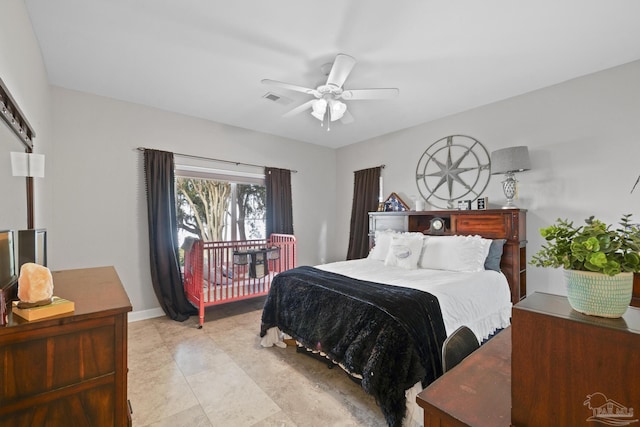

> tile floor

[{"left": 127, "top": 297, "right": 387, "bottom": 426}]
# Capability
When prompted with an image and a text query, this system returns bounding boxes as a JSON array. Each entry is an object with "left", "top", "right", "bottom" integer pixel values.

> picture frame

[
  {"left": 457, "top": 200, "right": 472, "bottom": 210},
  {"left": 383, "top": 192, "right": 410, "bottom": 212},
  {"left": 476, "top": 197, "right": 488, "bottom": 210}
]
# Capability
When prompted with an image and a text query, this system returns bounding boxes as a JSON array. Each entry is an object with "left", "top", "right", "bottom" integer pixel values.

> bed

[
  {"left": 183, "top": 233, "right": 296, "bottom": 328},
  {"left": 260, "top": 212, "right": 525, "bottom": 427}
]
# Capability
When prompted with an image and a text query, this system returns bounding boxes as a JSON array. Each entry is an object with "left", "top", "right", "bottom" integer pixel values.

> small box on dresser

[{"left": 511, "top": 292, "right": 640, "bottom": 427}]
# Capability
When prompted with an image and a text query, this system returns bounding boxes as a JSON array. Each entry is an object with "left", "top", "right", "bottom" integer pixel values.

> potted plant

[{"left": 530, "top": 214, "right": 640, "bottom": 318}]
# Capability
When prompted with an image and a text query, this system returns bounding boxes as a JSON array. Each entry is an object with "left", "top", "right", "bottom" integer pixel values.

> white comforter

[
  {"left": 262, "top": 258, "right": 512, "bottom": 427},
  {"left": 316, "top": 258, "right": 512, "bottom": 341}
]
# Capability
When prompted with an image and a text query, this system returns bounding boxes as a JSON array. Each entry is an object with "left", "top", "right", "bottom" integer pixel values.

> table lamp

[{"left": 491, "top": 146, "right": 531, "bottom": 208}]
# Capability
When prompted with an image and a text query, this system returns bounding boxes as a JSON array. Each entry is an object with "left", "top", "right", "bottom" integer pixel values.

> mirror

[
  {"left": 0, "top": 78, "right": 34, "bottom": 232},
  {"left": 1, "top": 122, "right": 28, "bottom": 231}
]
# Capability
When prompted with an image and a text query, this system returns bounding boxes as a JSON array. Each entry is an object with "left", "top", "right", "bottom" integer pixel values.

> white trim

[
  {"left": 175, "top": 164, "right": 265, "bottom": 180},
  {"left": 128, "top": 307, "right": 165, "bottom": 322}
]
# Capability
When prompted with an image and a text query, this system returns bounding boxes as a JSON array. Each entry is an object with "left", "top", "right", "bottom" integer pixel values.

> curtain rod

[
  {"left": 136, "top": 147, "right": 297, "bottom": 173},
  {"left": 355, "top": 164, "right": 386, "bottom": 173}
]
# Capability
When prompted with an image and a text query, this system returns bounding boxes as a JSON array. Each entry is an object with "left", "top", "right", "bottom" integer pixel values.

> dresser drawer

[{"left": 453, "top": 214, "right": 510, "bottom": 239}]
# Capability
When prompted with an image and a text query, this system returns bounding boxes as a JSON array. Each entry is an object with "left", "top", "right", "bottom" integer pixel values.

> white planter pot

[{"left": 563, "top": 269, "right": 633, "bottom": 318}]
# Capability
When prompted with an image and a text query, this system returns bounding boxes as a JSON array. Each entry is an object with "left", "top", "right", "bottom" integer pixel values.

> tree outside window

[
  {"left": 176, "top": 176, "right": 266, "bottom": 244},
  {"left": 235, "top": 183, "right": 266, "bottom": 241}
]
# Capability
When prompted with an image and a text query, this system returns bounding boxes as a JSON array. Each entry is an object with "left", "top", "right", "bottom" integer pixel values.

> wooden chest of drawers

[
  {"left": 0, "top": 266, "right": 132, "bottom": 426},
  {"left": 512, "top": 293, "right": 640, "bottom": 426}
]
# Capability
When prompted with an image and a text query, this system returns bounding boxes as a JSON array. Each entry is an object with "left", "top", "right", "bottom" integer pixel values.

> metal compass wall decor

[{"left": 415, "top": 135, "right": 491, "bottom": 209}]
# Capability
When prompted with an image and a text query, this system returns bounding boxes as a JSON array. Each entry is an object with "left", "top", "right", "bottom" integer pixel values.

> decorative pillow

[
  {"left": 368, "top": 230, "right": 397, "bottom": 261},
  {"left": 419, "top": 235, "right": 492, "bottom": 272},
  {"left": 384, "top": 234, "right": 425, "bottom": 270},
  {"left": 484, "top": 239, "right": 506, "bottom": 272}
]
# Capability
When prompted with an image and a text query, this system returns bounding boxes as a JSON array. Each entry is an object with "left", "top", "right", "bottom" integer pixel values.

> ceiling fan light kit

[
  {"left": 262, "top": 54, "right": 399, "bottom": 131},
  {"left": 311, "top": 98, "right": 347, "bottom": 122}
]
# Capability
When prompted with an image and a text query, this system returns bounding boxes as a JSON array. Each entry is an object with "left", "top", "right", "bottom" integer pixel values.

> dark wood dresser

[
  {"left": 512, "top": 292, "right": 640, "bottom": 427},
  {"left": 369, "top": 209, "right": 527, "bottom": 303},
  {"left": 416, "top": 327, "right": 512, "bottom": 427},
  {"left": 0, "top": 266, "right": 132, "bottom": 426},
  {"left": 417, "top": 293, "right": 640, "bottom": 427}
]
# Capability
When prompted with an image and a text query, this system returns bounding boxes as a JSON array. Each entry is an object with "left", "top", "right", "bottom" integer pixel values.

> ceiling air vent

[
  {"left": 263, "top": 92, "right": 293, "bottom": 106},
  {"left": 264, "top": 93, "right": 280, "bottom": 102}
]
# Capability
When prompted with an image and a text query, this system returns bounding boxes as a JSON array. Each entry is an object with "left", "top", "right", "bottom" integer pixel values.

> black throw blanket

[{"left": 260, "top": 266, "right": 447, "bottom": 427}]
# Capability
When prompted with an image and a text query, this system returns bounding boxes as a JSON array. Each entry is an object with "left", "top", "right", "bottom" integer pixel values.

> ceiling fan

[{"left": 262, "top": 54, "right": 399, "bottom": 131}]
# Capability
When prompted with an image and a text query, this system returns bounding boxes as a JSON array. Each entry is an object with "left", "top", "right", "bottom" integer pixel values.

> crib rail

[
  {"left": 183, "top": 234, "right": 296, "bottom": 328},
  {"left": 269, "top": 233, "right": 297, "bottom": 273}
]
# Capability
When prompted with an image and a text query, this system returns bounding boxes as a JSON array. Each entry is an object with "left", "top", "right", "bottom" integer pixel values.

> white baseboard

[{"left": 128, "top": 307, "right": 165, "bottom": 322}]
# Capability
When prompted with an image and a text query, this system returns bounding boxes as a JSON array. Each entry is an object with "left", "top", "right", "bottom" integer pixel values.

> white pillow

[
  {"left": 369, "top": 230, "right": 428, "bottom": 261},
  {"left": 419, "top": 235, "right": 492, "bottom": 272},
  {"left": 384, "top": 234, "right": 425, "bottom": 270},
  {"left": 368, "top": 230, "right": 398, "bottom": 261}
]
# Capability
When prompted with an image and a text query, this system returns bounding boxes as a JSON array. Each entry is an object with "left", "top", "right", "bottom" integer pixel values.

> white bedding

[
  {"left": 316, "top": 258, "right": 512, "bottom": 341},
  {"left": 261, "top": 258, "right": 512, "bottom": 427}
]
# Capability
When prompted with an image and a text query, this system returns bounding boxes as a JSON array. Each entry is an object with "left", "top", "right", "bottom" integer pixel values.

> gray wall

[
  {"left": 334, "top": 60, "right": 640, "bottom": 297},
  {"left": 49, "top": 87, "right": 336, "bottom": 316},
  {"left": 0, "top": 0, "right": 53, "bottom": 234}
]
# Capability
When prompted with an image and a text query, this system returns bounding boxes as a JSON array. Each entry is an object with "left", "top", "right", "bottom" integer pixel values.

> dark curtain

[
  {"left": 265, "top": 167, "right": 294, "bottom": 236},
  {"left": 143, "top": 149, "right": 197, "bottom": 321},
  {"left": 346, "top": 166, "right": 381, "bottom": 260}
]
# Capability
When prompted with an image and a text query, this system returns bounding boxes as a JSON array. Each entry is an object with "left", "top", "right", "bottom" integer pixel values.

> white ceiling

[{"left": 24, "top": 0, "right": 640, "bottom": 149}]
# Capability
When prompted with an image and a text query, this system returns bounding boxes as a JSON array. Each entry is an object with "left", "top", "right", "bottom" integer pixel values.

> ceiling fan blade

[
  {"left": 340, "top": 110, "right": 355, "bottom": 124},
  {"left": 341, "top": 88, "right": 399, "bottom": 100},
  {"left": 262, "top": 79, "right": 320, "bottom": 97},
  {"left": 282, "top": 100, "right": 316, "bottom": 118},
  {"left": 326, "top": 54, "right": 356, "bottom": 88}
]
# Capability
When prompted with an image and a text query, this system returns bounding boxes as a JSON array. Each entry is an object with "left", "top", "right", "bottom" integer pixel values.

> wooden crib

[{"left": 183, "top": 233, "right": 297, "bottom": 328}]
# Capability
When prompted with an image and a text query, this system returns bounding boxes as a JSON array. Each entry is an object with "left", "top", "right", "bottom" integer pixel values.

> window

[{"left": 175, "top": 166, "right": 266, "bottom": 244}]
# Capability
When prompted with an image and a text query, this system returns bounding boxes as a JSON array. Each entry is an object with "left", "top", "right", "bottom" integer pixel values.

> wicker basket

[{"left": 563, "top": 269, "right": 633, "bottom": 318}]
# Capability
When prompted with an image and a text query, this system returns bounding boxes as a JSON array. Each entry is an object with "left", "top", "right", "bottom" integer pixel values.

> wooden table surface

[
  {"left": 1, "top": 265, "right": 132, "bottom": 330},
  {"left": 417, "top": 327, "right": 512, "bottom": 427}
]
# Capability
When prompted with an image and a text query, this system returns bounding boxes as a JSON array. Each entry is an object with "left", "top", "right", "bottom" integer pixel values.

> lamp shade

[
  {"left": 11, "top": 152, "right": 45, "bottom": 178},
  {"left": 491, "top": 146, "right": 531, "bottom": 175},
  {"left": 310, "top": 99, "right": 327, "bottom": 121},
  {"left": 328, "top": 99, "right": 346, "bottom": 121}
]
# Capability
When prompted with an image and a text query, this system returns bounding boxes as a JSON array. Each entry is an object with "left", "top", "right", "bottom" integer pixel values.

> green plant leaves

[{"left": 530, "top": 215, "right": 640, "bottom": 276}]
